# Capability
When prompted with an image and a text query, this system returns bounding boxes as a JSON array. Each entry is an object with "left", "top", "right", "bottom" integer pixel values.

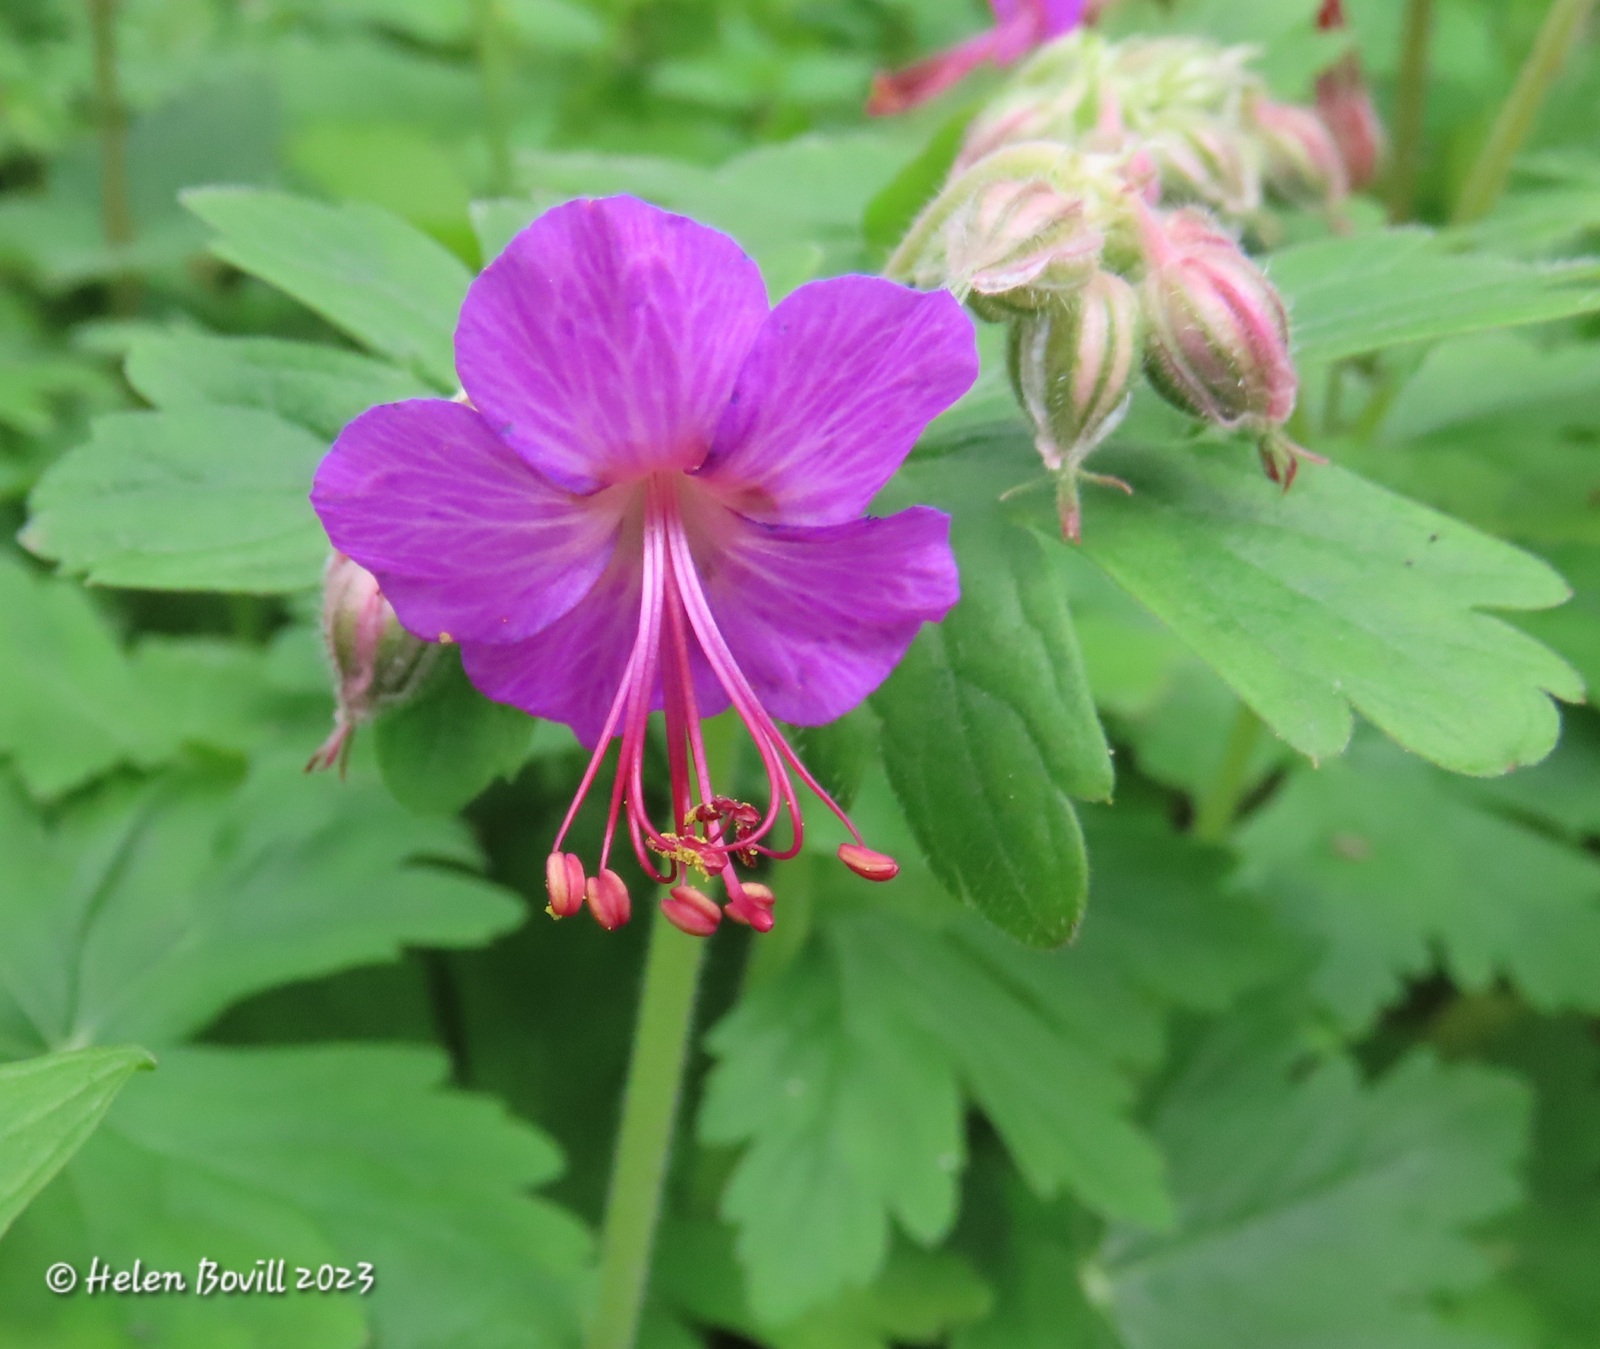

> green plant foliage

[
  {"left": 183, "top": 188, "right": 472, "bottom": 388},
  {"left": 1236, "top": 735, "right": 1600, "bottom": 1032},
  {"left": 375, "top": 649, "right": 538, "bottom": 816},
  {"left": 1271, "top": 228, "right": 1600, "bottom": 366},
  {"left": 0, "top": 1045, "right": 153, "bottom": 1238},
  {"left": 23, "top": 407, "right": 330, "bottom": 593},
  {"left": 0, "top": 754, "right": 522, "bottom": 1050},
  {"left": 1071, "top": 437, "right": 1582, "bottom": 776},
  {"left": 872, "top": 451, "right": 1114, "bottom": 948},
  {"left": 0, "top": 1045, "right": 588, "bottom": 1348},
  {"left": 1097, "top": 1008, "right": 1530, "bottom": 1349},
  {"left": 701, "top": 802, "right": 1286, "bottom": 1322}
]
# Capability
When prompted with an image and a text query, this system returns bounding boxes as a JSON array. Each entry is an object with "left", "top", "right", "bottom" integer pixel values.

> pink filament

[{"left": 549, "top": 476, "right": 874, "bottom": 904}]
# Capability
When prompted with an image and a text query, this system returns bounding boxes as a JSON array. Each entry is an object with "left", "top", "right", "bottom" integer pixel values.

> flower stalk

[
  {"left": 1387, "top": 0, "right": 1435, "bottom": 221},
  {"left": 87, "top": 0, "right": 137, "bottom": 312},
  {"left": 1453, "top": 0, "right": 1597, "bottom": 224},
  {"left": 584, "top": 906, "right": 707, "bottom": 1349}
]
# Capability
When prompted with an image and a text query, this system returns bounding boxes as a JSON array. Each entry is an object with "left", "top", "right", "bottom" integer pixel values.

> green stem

[
  {"left": 87, "top": 0, "right": 137, "bottom": 312},
  {"left": 1387, "top": 0, "right": 1435, "bottom": 223},
  {"left": 1192, "top": 704, "right": 1264, "bottom": 843},
  {"left": 1453, "top": 0, "right": 1596, "bottom": 224},
  {"left": 585, "top": 714, "right": 739, "bottom": 1349},
  {"left": 473, "top": 0, "right": 514, "bottom": 197}
]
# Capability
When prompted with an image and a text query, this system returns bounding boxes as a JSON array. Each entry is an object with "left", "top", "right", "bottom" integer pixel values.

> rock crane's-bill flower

[
  {"left": 867, "top": 0, "right": 1087, "bottom": 117},
  {"left": 312, "top": 196, "right": 977, "bottom": 935}
]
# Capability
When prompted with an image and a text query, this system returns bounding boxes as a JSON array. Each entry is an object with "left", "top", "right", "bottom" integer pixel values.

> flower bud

[
  {"left": 938, "top": 177, "right": 1103, "bottom": 311},
  {"left": 1010, "top": 269, "right": 1140, "bottom": 472},
  {"left": 307, "top": 552, "right": 438, "bottom": 773},
  {"left": 661, "top": 886, "right": 722, "bottom": 938},
  {"left": 724, "top": 881, "right": 776, "bottom": 932},
  {"left": 1315, "top": 54, "right": 1386, "bottom": 192},
  {"left": 545, "top": 852, "right": 587, "bottom": 919},
  {"left": 1144, "top": 118, "right": 1262, "bottom": 220},
  {"left": 585, "top": 869, "right": 632, "bottom": 930},
  {"left": 1139, "top": 208, "right": 1322, "bottom": 488},
  {"left": 1139, "top": 208, "right": 1296, "bottom": 431},
  {"left": 1251, "top": 98, "right": 1348, "bottom": 208}
]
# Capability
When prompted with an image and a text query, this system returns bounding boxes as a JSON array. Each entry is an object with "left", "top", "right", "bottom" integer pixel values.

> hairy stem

[
  {"left": 87, "top": 0, "right": 137, "bottom": 311},
  {"left": 585, "top": 717, "right": 738, "bottom": 1349},
  {"left": 1387, "top": 0, "right": 1435, "bottom": 222},
  {"left": 1453, "top": 0, "right": 1597, "bottom": 224},
  {"left": 473, "top": 0, "right": 514, "bottom": 197},
  {"left": 1192, "top": 704, "right": 1264, "bottom": 843}
]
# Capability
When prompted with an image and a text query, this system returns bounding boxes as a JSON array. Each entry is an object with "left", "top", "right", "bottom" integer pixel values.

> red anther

[
  {"left": 661, "top": 886, "right": 722, "bottom": 937},
  {"left": 545, "top": 852, "right": 586, "bottom": 919},
  {"left": 1316, "top": 0, "right": 1346, "bottom": 31},
  {"left": 725, "top": 882, "right": 776, "bottom": 933},
  {"left": 838, "top": 843, "right": 899, "bottom": 882},
  {"left": 585, "top": 869, "right": 632, "bottom": 930}
]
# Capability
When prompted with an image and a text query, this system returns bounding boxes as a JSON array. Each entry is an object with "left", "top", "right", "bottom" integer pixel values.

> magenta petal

[
  {"left": 456, "top": 197, "right": 771, "bottom": 495},
  {"left": 461, "top": 554, "right": 727, "bottom": 748},
  {"left": 1038, "top": 0, "right": 1087, "bottom": 37},
  {"left": 698, "top": 277, "right": 978, "bottom": 527},
  {"left": 312, "top": 399, "right": 620, "bottom": 644},
  {"left": 704, "top": 506, "right": 960, "bottom": 726}
]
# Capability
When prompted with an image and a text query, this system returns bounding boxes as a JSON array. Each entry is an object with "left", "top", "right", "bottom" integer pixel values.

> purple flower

[
  {"left": 311, "top": 197, "right": 976, "bottom": 935},
  {"left": 867, "top": 0, "right": 1088, "bottom": 117}
]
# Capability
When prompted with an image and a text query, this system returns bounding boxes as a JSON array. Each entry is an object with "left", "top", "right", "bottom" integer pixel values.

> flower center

[{"left": 544, "top": 474, "right": 898, "bottom": 935}]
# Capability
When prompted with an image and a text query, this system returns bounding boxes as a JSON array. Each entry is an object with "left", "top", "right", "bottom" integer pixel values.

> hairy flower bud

[
  {"left": 1144, "top": 118, "right": 1262, "bottom": 219},
  {"left": 1139, "top": 208, "right": 1320, "bottom": 486},
  {"left": 1316, "top": 54, "right": 1386, "bottom": 192},
  {"left": 1251, "top": 98, "right": 1348, "bottom": 208},
  {"left": 307, "top": 552, "right": 438, "bottom": 773},
  {"left": 942, "top": 177, "right": 1103, "bottom": 308},
  {"left": 1009, "top": 269, "right": 1140, "bottom": 539}
]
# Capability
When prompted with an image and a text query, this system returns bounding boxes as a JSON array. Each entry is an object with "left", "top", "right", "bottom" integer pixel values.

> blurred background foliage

[{"left": 1, "top": 1, "right": 1600, "bottom": 1347}]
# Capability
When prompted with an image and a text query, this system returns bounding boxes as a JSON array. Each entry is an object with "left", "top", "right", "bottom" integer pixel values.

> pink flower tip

[
  {"left": 725, "top": 882, "right": 776, "bottom": 933},
  {"left": 585, "top": 869, "right": 632, "bottom": 930},
  {"left": 545, "top": 851, "right": 587, "bottom": 919},
  {"left": 838, "top": 843, "right": 900, "bottom": 882},
  {"left": 662, "top": 886, "right": 723, "bottom": 938}
]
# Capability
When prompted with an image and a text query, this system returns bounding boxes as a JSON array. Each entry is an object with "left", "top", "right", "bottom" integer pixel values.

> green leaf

[
  {"left": 374, "top": 649, "right": 536, "bottom": 815},
  {"left": 126, "top": 331, "right": 432, "bottom": 439},
  {"left": 23, "top": 407, "right": 329, "bottom": 593},
  {"left": 183, "top": 188, "right": 472, "bottom": 388},
  {"left": 1270, "top": 229, "right": 1600, "bottom": 366},
  {"left": 0, "top": 1045, "right": 153, "bottom": 1238},
  {"left": 1235, "top": 736, "right": 1600, "bottom": 1032},
  {"left": 0, "top": 752, "right": 523, "bottom": 1049},
  {"left": 1064, "top": 435, "right": 1583, "bottom": 776},
  {"left": 872, "top": 452, "right": 1113, "bottom": 948},
  {"left": 656, "top": 1219, "right": 993, "bottom": 1349},
  {"left": 1098, "top": 1011, "right": 1530, "bottom": 1349},
  {"left": 861, "top": 108, "right": 973, "bottom": 254},
  {"left": 0, "top": 557, "right": 167, "bottom": 798},
  {"left": 0, "top": 1045, "right": 587, "bottom": 1349},
  {"left": 702, "top": 794, "right": 1281, "bottom": 1322}
]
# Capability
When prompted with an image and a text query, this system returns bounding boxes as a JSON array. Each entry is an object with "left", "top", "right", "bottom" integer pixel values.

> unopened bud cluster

[
  {"left": 307, "top": 552, "right": 439, "bottom": 773},
  {"left": 887, "top": 31, "right": 1361, "bottom": 538}
]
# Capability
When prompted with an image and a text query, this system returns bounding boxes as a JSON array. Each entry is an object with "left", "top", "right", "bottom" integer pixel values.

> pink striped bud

[
  {"left": 941, "top": 178, "right": 1103, "bottom": 311},
  {"left": 1009, "top": 269, "right": 1140, "bottom": 475},
  {"left": 307, "top": 552, "right": 438, "bottom": 773},
  {"left": 1139, "top": 209, "right": 1297, "bottom": 432},
  {"left": 545, "top": 852, "right": 587, "bottom": 919},
  {"left": 1316, "top": 54, "right": 1386, "bottom": 192},
  {"left": 661, "top": 886, "right": 722, "bottom": 938},
  {"left": 1145, "top": 119, "right": 1262, "bottom": 220},
  {"left": 585, "top": 869, "right": 632, "bottom": 930},
  {"left": 725, "top": 881, "right": 776, "bottom": 933},
  {"left": 838, "top": 843, "right": 899, "bottom": 882},
  {"left": 1251, "top": 98, "right": 1348, "bottom": 208}
]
